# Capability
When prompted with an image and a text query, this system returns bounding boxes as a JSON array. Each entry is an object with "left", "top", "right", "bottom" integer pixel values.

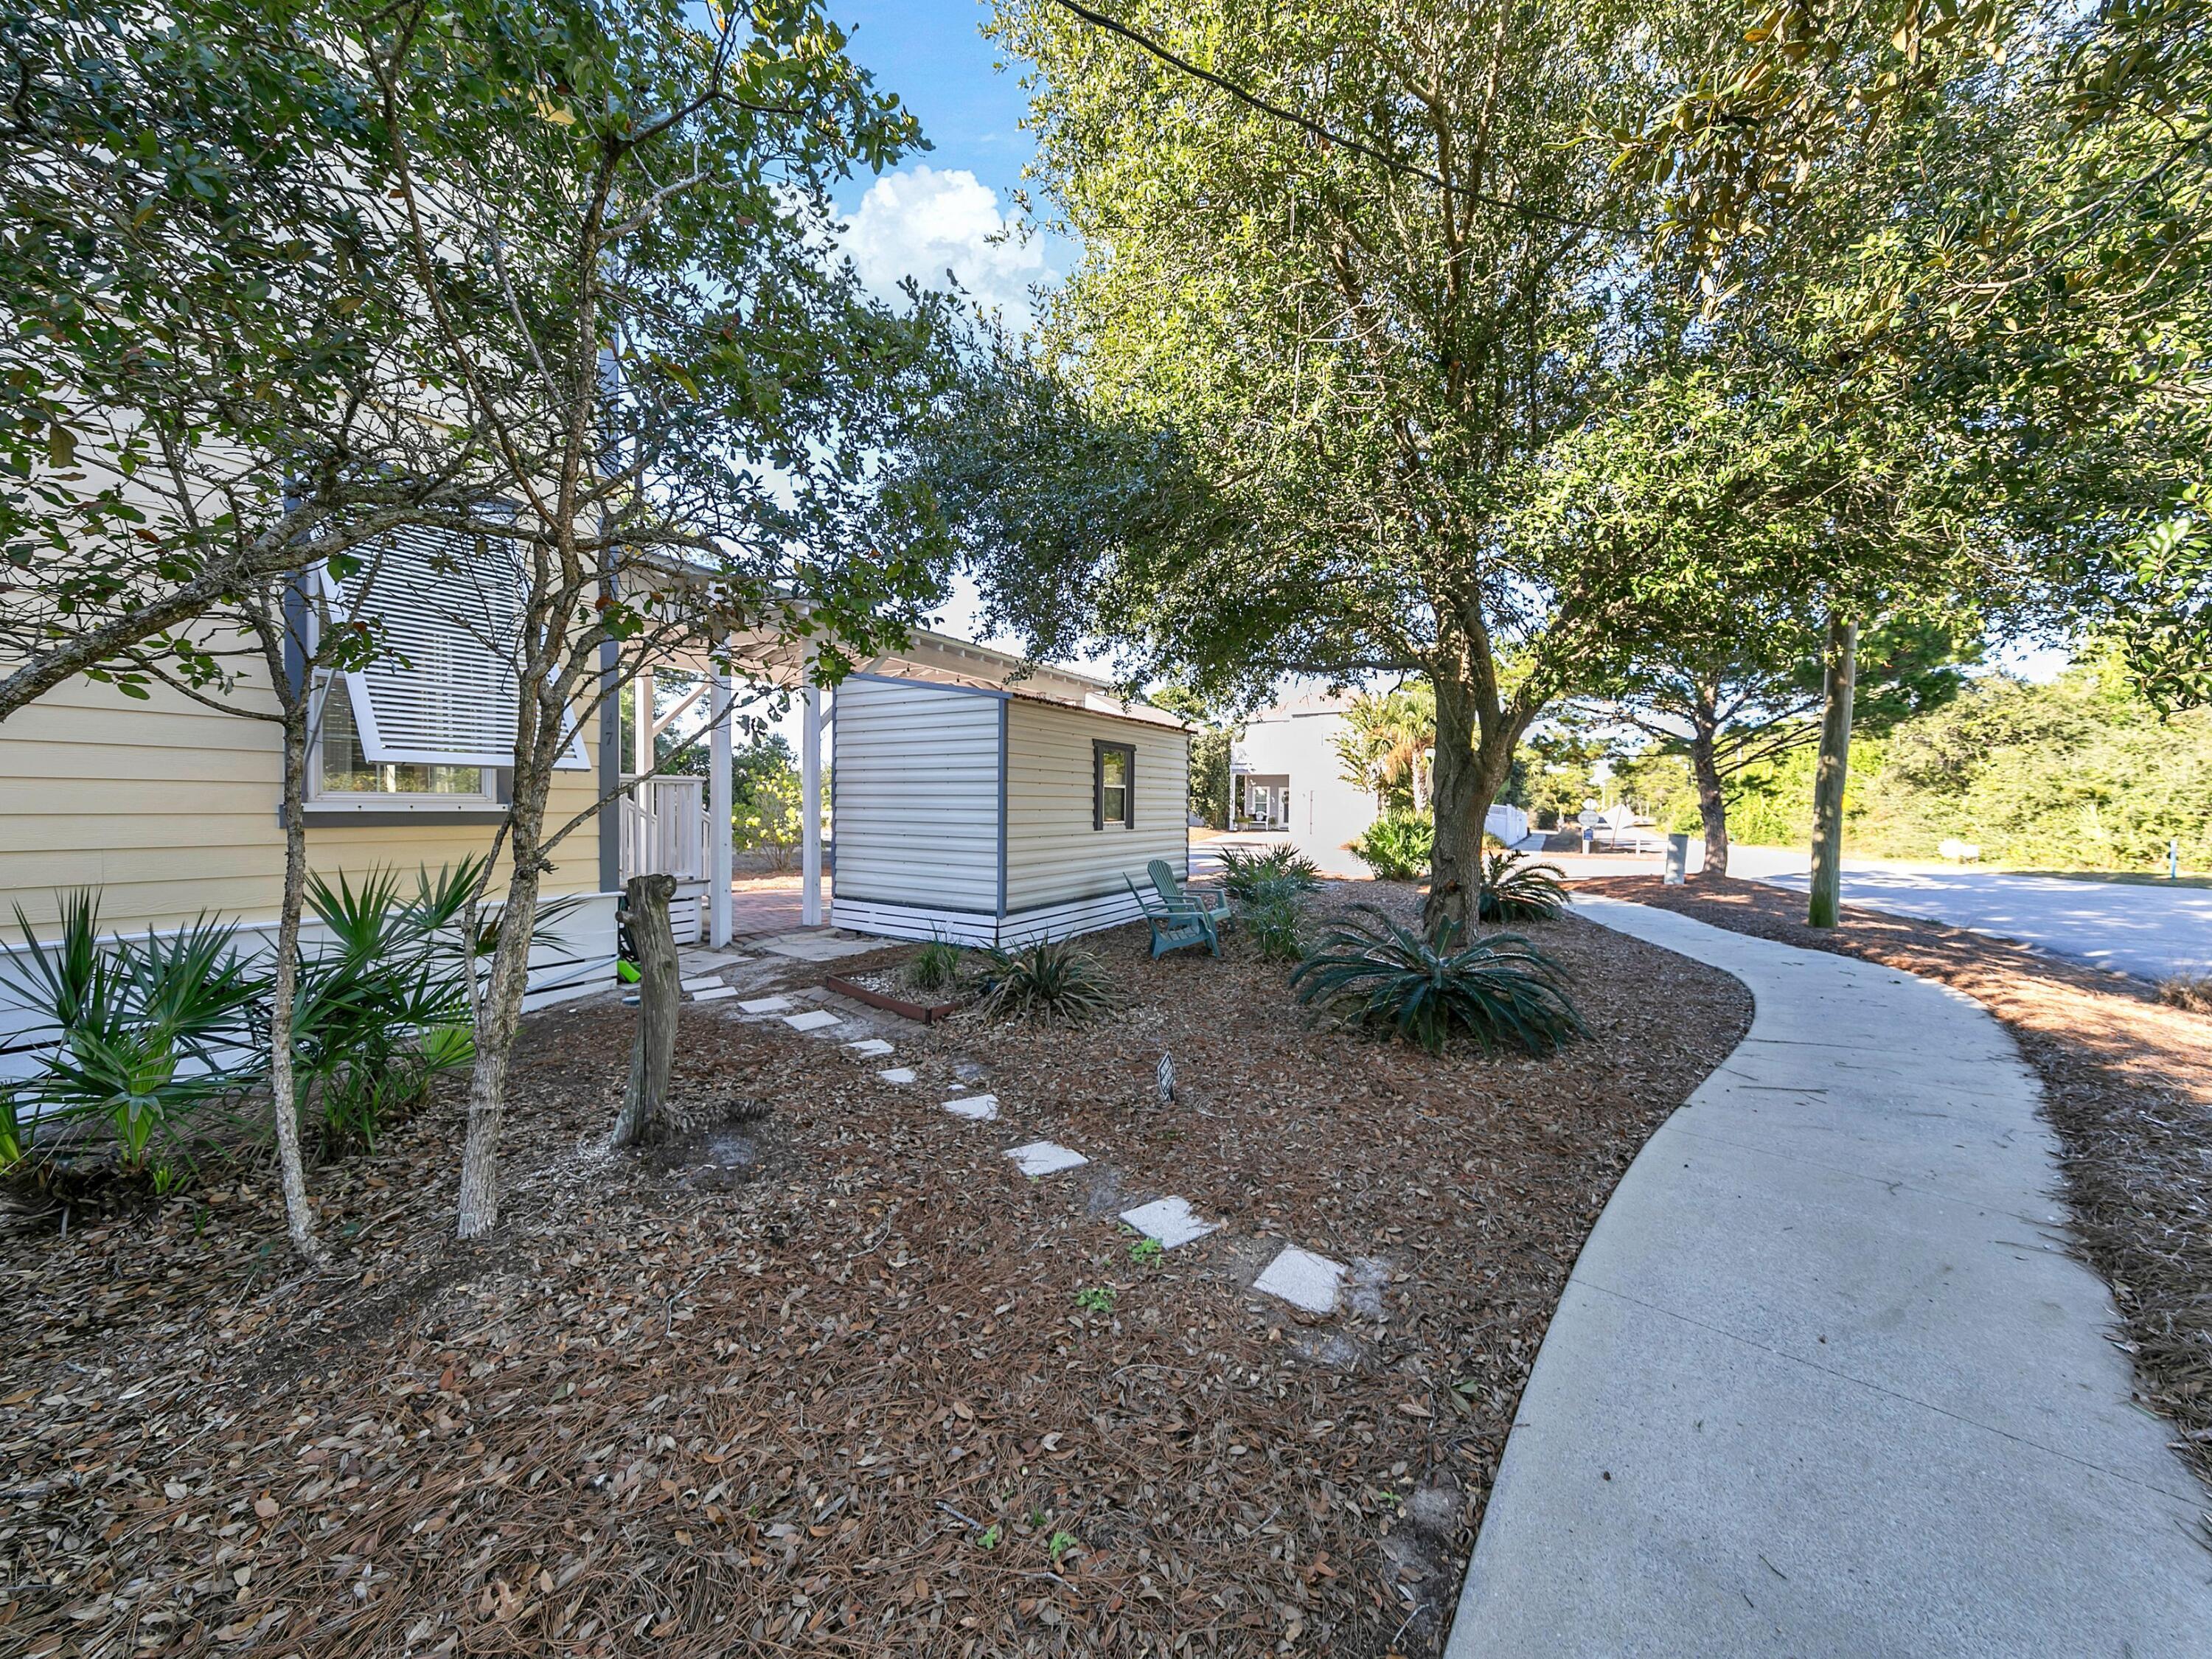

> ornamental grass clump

[
  {"left": 1217, "top": 844, "right": 1321, "bottom": 905},
  {"left": 1477, "top": 850, "right": 1570, "bottom": 923},
  {"left": 908, "top": 938, "right": 963, "bottom": 995},
  {"left": 975, "top": 939, "right": 1122, "bottom": 1025},
  {"left": 1290, "top": 904, "right": 1587, "bottom": 1056},
  {"left": 1243, "top": 896, "right": 1305, "bottom": 963}
]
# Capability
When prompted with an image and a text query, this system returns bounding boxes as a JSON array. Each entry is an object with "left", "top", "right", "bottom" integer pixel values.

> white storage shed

[{"left": 830, "top": 672, "right": 1190, "bottom": 945}]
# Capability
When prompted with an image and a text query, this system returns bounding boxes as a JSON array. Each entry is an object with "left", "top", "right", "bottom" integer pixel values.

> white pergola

[{"left": 611, "top": 622, "right": 1120, "bottom": 948}]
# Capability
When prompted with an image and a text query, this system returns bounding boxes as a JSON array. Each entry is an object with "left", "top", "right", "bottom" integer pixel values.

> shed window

[{"left": 1093, "top": 740, "right": 1135, "bottom": 830}]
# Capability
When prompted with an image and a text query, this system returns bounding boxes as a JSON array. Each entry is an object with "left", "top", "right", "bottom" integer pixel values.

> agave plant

[
  {"left": 1290, "top": 904, "right": 1587, "bottom": 1056},
  {"left": 974, "top": 938, "right": 1122, "bottom": 1024},
  {"left": 1477, "top": 850, "right": 1570, "bottom": 923},
  {"left": 1216, "top": 844, "right": 1321, "bottom": 905},
  {"left": 0, "top": 892, "right": 265, "bottom": 1172}
]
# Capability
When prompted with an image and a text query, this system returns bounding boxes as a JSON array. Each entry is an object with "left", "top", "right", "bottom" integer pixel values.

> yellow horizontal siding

[
  {"left": 1004, "top": 703, "right": 1187, "bottom": 910},
  {"left": 0, "top": 670, "right": 605, "bottom": 937}
]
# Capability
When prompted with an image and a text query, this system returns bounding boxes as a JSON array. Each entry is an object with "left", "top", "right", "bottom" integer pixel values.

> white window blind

[{"left": 321, "top": 523, "right": 588, "bottom": 771}]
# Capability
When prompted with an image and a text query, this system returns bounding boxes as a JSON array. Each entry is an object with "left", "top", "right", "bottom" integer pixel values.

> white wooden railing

[{"left": 619, "top": 775, "right": 710, "bottom": 885}]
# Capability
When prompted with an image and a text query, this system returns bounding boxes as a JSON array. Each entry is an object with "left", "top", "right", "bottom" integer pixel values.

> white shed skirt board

[
  {"left": 830, "top": 888, "right": 1147, "bottom": 948},
  {"left": 1444, "top": 896, "right": 2212, "bottom": 1659}
]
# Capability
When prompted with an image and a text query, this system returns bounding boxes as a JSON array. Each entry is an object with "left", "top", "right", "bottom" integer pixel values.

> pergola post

[
  {"left": 709, "top": 653, "right": 734, "bottom": 947},
  {"left": 800, "top": 667, "right": 824, "bottom": 927},
  {"left": 632, "top": 668, "right": 655, "bottom": 778}
]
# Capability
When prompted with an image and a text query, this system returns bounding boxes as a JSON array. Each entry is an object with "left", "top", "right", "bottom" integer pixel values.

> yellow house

[
  {"left": 0, "top": 528, "right": 1190, "bottom": 1071},
  {"left": 0, "top": 524, "right": 622, "bottom": 1074}
]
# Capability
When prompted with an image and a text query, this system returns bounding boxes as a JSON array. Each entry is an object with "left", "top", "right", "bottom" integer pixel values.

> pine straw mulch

[
  {"left": 1575, "top": 873, "right": 2212, "bottom": 1497},
  {"left": 0, "top": 882, "right": 1750, "bottom": 1659}
]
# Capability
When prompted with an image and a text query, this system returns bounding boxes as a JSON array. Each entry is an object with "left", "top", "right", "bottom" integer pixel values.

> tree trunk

[
  {"left": 454, "top": 852, "right": 539, "bottom": 1239},
  {"left": 1688, "top": 724, "right": 1730, "bottom": 878},
  {"left": 611, "top": 874, "right": 678, "bottom": 1148},
  {"left": 1425, "top": 667, "right": 1522, "bottom": 933},
  {"left": 268, "top": 692, "right": 321, "bottom": 1261},
  {"left": 1807, "top": 613, "right": 1858, "bottom": 929}
]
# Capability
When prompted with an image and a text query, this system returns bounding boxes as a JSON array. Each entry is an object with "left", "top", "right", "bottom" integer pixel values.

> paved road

[
  {"left": 1719, "top": 847, "right": 2212, "bottom": 982},
  {"left": 1446, "top": 897, "right": 2212, "bottom": 1658}
]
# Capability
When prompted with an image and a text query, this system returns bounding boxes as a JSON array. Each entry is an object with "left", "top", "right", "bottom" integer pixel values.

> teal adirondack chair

[
  {"left": 1150, "top": 860, "right": 1231, "bottom": 931},
  {"left": 1125, "top": 859, "right": 1230, "bottom": 959}
]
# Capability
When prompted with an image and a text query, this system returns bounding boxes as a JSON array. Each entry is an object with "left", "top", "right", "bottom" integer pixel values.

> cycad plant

[
  {"left": 0, "top": 893, "right": 264, "bottom": 1175},
  {"left": 1217, "top": 844, "right": 1321, "bottom": 905},
  {"left": 1290, "top": 904, "right": 1587, "bottom": 1056},
  {"left": 974, "top": 938, "right": 1122, "bottom": 1024},
  {"left": 1477, "top": 851, "right": 1569, "bottom": 923}
]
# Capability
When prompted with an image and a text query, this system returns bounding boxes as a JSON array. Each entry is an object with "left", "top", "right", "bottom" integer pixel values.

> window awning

[{"left": 319, "top": 524, "right": 588, "bottom": 771}]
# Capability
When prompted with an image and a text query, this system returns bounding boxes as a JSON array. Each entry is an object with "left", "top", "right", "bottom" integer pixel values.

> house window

[
  {"left": 315, "top": 678, "right": 489, "bottom": 799},
  {"left": 304, "top": 520, "right": 585, "bottom": 809},
  {"left": 1094, "top": 740, "right": 1135, "bottom": 830}
]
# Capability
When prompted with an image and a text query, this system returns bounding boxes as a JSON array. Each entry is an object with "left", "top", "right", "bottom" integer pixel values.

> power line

[{"left": 1040, "top": 0, "right": 1618, "bottom": 234}]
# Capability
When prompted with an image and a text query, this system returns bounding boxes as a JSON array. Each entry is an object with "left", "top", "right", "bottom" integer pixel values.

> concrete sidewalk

[{"left": 1446, "top": 897, "right": 2212, "bottom": 1658}]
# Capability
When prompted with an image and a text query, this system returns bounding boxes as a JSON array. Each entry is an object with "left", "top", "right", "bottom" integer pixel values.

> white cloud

[{"left": 844, "top": 164, "right": 1049, "bottom": 323}]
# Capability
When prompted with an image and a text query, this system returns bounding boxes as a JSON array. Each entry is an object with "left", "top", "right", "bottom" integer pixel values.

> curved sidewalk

[{"left": 1446, "top": 896, "right": 2212, "bottom": 1657}]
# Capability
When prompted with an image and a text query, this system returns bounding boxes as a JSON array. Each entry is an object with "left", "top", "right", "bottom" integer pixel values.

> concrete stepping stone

[
  {"left": 877, "top": 1067, "right": 917, "bottom": 1085},
  {"left": 737, "top": 995, "right": 793, "bottom": 1015},
  {"left": 943, "top": 1093, "right": 999, "bottom": 1121},
  {"left": 1006, "top": 1141, "right": 1088, "bottom": 1178},
  {"left": 1121, "top": 1196, "right": 1220, "bottom": 1250},
  {"left": 845, "top": 1037, "right": 894, "bottom": 1058},
  {"left": 758, "top": 932, "right": 880, "bottom": 962},
  {"left": 690, "top": 986, "right": 737, "bottom": 1004},
  {"left": 680, "top": 976, "right": 723, "bottom": 992},
  {"left": 680, "top": 950, "right": 751, "bottom": 970},
  {"left": 1253, "top": 1246, "right": 1346, "bottom": 1315},
  {"left": 782, "top": 1009, "right": 841, "bottom": 1033}
]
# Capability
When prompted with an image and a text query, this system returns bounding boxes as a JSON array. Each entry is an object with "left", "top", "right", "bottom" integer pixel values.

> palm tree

[{"left": 1334, "top": 684, "right": 1436, "bottom": 813}]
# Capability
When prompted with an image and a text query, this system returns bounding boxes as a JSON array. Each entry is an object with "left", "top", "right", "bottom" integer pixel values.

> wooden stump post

[{"left": 613, "top": 872, "right": 679, "bottom": 1147}]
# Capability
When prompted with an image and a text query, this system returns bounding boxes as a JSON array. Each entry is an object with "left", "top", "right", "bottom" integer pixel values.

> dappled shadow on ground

[
  {"left": 1, "top": 887, "right": 1749, "bottom": 1658},
  {"left": 1577, "top": 874, "right": 2212, "bottom": 1495}
]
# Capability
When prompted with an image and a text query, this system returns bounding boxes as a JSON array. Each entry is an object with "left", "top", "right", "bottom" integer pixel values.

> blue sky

[
  {"left": 828, "top": 1, "right": 1031, "bottom": 205},
  {"left": 824, "top": 0, "right": 1074, "bottom": 325},
  {"left": 810, "top": 1, "right": 1086, "bottom": 659},
  {"left": 747, "top": 0, "right": 1091, "bottom": 757}
]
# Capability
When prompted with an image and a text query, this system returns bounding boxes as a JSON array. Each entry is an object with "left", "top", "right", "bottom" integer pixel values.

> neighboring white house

[
  {"left": 1229, "top": 693, "right": 1528, "bottom": 877},
  {"left": 830, "top": 666, "right": 1189, "bottom": 945}
]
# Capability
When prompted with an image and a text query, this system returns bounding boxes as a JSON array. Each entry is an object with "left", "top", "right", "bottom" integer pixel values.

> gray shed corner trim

[{"left": 996, "top": 698, "right": 1010, "bottom": 918}]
